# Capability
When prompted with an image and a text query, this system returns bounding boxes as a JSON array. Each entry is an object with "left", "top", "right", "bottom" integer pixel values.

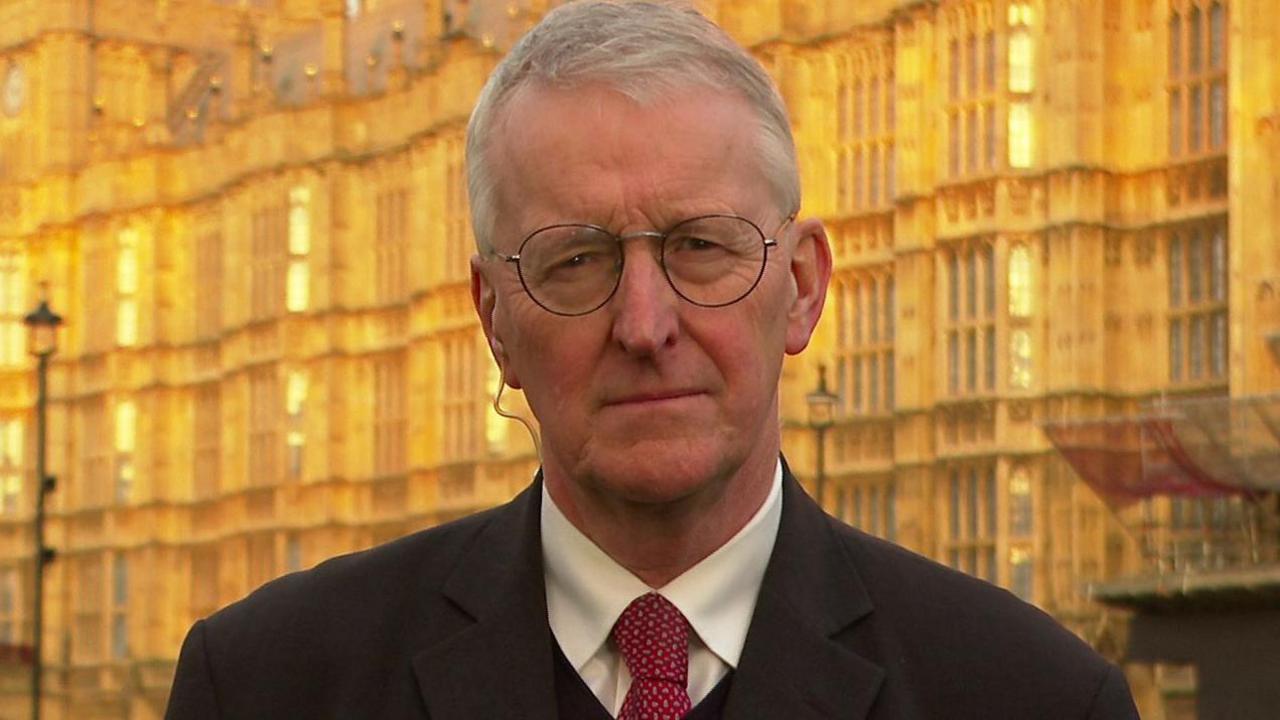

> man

[{"left": 165, "top": 2, "right": 1140, "bottom": 718}]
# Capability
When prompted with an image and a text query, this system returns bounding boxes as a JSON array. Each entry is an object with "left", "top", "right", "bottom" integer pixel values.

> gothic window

[
  {"left": 0, "top": 419, "right": 20, "bottom": 514},
  {"left": 286, "top": 186, "right": 311, "bottom": 313},
  {"left": 0, "top": 567, "right": 18, "bottom": 644},
  {"left": 374, "top": 353, "right": 408, "bottom": 476},
  {"left": 0, "top": 249, "right": 24, "bottom": 366},
  {"left": 945, "top": 242, "right": 997, "bottom": 396},
  {"left": 111, "top": 554, "right": 129, "bottom": 659},
  {"left": 116, "top": 228, "right": 139, "bottom": 347},
  {"left": 251, "top": 203, "right": 286, "bottom": 321},
  {"left": 195, "top": 231, "right": 223, "bottom": 339},
  {"left": 376, "top": 186, "right": 409, "bottom": 303},
  {"left": 285, "top": 370, "right": 307, "bottom": 480},
  {"left": 114, "top": 399, "right": 136, "bottom": 503},
  {"left": 193, "top": 384, "right": 220, "bottom": 499},
  {"left": 945, "top": 465, "right": 999, "bottom": 582},
  {"left": 1169, "top": 1, "right": 1229, "bottom": 158},
  {"left": 248, "top": 366, "right": 282, "bottom": 485},
  {"left": 1168, "top": 220, "right": 1228, "bottom": 383}
]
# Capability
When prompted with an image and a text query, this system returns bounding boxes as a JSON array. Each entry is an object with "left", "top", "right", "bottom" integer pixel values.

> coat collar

[
  {"left": 411, "top": 479, "right": 560, "bottom": 720},
  {"left": 411, "top": 461, "right": 885, "bottom": 719},
  {"left": 723, "top": 462, "right": 885, "bottom": 718}
]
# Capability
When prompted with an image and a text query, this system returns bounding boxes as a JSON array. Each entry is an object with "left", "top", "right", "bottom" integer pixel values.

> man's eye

[{"left": 669, "top": 235, "right": 724, "bottom": 252}]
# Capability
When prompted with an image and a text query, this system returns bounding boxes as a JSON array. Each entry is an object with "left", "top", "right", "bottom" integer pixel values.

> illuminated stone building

[{"left": 0, "top": 0, "right": 1275, "bottom": 718}]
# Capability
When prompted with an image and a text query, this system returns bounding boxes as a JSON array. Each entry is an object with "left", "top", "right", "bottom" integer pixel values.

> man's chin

[{"left": 578, "top": 440, "right": 735, "bottom": 505}]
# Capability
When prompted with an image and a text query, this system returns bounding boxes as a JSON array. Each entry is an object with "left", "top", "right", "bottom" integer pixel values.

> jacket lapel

[
  {"left": 724, "top": 466, "right": 885, "bottom": 719},
  {"left": 411, "top": 481, "right": 559, "bottom": 720}
]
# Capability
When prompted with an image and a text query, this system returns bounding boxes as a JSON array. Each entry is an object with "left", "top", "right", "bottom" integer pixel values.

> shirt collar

[{"left": 542, "top": 460, "right": 783, "bottom": 672}]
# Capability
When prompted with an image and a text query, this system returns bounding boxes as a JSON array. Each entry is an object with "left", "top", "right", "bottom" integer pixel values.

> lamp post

[
  {"left": 23, "top": 295, "right": 60, "bottom": 720},
  {"left": 805, "top": 364, "right": 839, "bottom": 510}
]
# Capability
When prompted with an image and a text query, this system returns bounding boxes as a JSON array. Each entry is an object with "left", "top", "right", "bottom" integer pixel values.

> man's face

[{"left": 472, "top": 83, "right": 828, "bottom": 510}]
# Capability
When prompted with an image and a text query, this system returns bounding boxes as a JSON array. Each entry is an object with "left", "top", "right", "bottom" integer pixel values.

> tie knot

[{"left": 612, "top": 592, "right": 690, "bottom": 684}]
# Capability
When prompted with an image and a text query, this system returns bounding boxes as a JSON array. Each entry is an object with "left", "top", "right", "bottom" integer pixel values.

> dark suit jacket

[{"left": 165, "top": 468, "right": 1139, "bottom": 719}]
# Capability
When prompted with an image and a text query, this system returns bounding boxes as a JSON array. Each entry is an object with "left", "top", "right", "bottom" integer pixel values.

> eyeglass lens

[{"left": 516, "top": 215, "right": 770, "bottom": 316}]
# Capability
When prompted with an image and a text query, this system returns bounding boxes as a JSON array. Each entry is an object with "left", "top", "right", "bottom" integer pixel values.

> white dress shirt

[{"left": 541, "top": 461, "right": 783, "bottom": 716}]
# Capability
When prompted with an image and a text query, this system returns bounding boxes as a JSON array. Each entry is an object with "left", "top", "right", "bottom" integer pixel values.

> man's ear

[
  {"left": 471, "top": 255, "right": 522, "bottom": 389},
  {"left": 784, "top": 218, "right": 833, "bottom": 355}
]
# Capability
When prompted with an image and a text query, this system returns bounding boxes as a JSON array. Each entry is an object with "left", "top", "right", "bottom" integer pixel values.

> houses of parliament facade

[{"left": 0, "top": 0, "right": 1276, "bottom": 717}]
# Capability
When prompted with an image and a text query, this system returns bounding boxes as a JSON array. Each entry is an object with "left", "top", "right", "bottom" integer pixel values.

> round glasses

[{"left": 494, "top": 214, "right": 790, "bottom": 316}]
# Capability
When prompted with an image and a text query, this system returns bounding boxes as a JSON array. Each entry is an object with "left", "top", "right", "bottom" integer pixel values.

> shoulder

[
  {"left": 195, "top": 502, "right": 507, "bottom": 678},
  {"left": 826, "top": 520, "right": 1132, "bottom": 717}
]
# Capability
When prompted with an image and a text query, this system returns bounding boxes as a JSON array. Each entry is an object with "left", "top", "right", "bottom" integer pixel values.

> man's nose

[{"left": 609, "top": 244, "right": 679, "bottom": 355}]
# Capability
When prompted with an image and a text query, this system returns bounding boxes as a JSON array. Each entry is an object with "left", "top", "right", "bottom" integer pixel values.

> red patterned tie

[{"left": 612, "top": 592, "right": 693, "bottom": 720}]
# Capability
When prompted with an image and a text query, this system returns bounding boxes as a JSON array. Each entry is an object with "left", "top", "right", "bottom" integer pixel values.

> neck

[{"left": 544, "top": 449, "right": 778, "bottom": 588}]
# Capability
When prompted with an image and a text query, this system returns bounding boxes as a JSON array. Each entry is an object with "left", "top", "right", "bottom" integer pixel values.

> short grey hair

[{"left": 464, "top": 0, "right": 801, "bottom": 252}]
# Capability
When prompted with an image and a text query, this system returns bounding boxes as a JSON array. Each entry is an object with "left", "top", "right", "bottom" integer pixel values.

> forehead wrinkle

[{"left": 492, "top": 85, "right": 773, "bottom": 241}]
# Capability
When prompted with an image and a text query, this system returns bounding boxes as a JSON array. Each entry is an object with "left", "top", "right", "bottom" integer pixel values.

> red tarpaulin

[{"left": 1042, "top": 415, "right": 1251, "bottom": 508}]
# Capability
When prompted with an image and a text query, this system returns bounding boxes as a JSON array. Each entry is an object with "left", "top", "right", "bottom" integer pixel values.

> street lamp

[
  {"left": 23, "top": 294, "right": 60, "bottom": 720},
  {"left": 805, "top": 364, "right": 839, "bottom": 509}
]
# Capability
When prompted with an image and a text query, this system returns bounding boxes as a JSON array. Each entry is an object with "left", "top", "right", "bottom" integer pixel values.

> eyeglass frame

[{"left": 488, "top": 212, "right": 797, "bottom": 317}]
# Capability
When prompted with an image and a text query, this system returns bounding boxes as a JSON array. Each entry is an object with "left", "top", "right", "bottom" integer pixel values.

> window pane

[
  {"left": 984, "top": 103, "right": 996, "bottom": 169},
  {"left": 869, "top": 145, "right": 880, "bottom": 205},
  {"left": 1210, "top": 80, "right": 1226, "bottom": 149},
  {"left": 854, "top": 149, "right": 864, "bottom": 207},
  {"left": 950, "top": 39, "right": 960, "bottom": 100},
  {"left": 1010, "top": 468, "right": 1033, "bottom": 535},
  {"left": 1170, "top": 319, "right": 1184, "bottom": 381},
  {"left": 853, "top": 356, "right": 863, "bottom": 409},
  {"left": 983, "top": 245, "right": 996, "bottom": 316},
  {"left": 1211, "top": 311, "right": 1227, "bottom": 378},
  {"left": 948, "top": 332, "right": 959, "bottom": 394},
  {"left": 966, "top": 329, "right": 977, "bottom": 391},
  {"left": 1210, "top": 3, "right": 1225, "bottom": 70},
  {"left": 984, "top": 32, "right": 996, "bottom": 91},
  {"left": 1010, "top": 546, "right": 1034, "bottom": 601},
  {"left": 1009, "top": 245, "right": 1033, "bottom": 316},
  {"left": 1190, "top": 315, "right": 1205, "bottom": 378},
  {"left": 1169, "top": 234, "right": 1183, "bottom": 307},
  {"left": 1188, "top": 233, "right": 1203, "bottom": 302},
  {"left": 884, "top": 278, "right": 895, "bottom": 340},
  {"left": 1189, "top": 84, "right": 1203, "bottom": 152},
  {"left": 949, "top": 254, "right": 960, "bottom": 320},
  {"left": 286, "top": 260, "right": 310, "bottom": 312},
  {"left": 966, "top": 250, "right": 977, "bottom": 317},
  {"left": 948, "top": 472, "right": 960, "bottom": 540},
  {"left": 869, "top": 355, "right": 880, "bottom": 411},
  {"left": 967, "top": 468, "right": 980, "bottom": 537},
  {"left": 869, "top": 279, "right": 880, "bottom": 342},
  {"left": 1010, "top": 329, "right": 1033, "bottom": 389},
  {"left": 949, "top": 112, "right": 961, "bottom": 177},
  {"left": 1008, "top": 31, "right": 1034, "bottom": 93},
  {"left": 1189, "top": 8, "right": 1202, "bottom": 73},
  {"left": 985, "top": 327, "right": 996, "bottom": 390},
  {"left": 885, "top": 351, "right": 895, "bottom": 410},
  {"left": 854, "top": 283, "right": 863, "bottom": 343},
  {"left": 117, "top": 299, "right": 138, "bottom": 347},
  {"left": 1210, "top": 228, "right": 1226, "bottom": 301},
  {"left": 1008, "top": 102, "right": 1033, "bottom": 167},
  {"left": 985, "top": 467, "right": 997, "bottom": 536},
  {"left": 886, "top": 145, "right": 895, "bottom": 200},
  {"left": 868, "top": 487, "right": 881, "bottom": 535},
  {"left": 967, "top": 35, "right": 978, "bottom": 97},
  {"left": 854, "top": 81, "right": 863, "bottom": 137},
  {"left": 1169, "top": 13, "right": 1181, "bottom": 78},
  {"left": 967, "top": 107, "right": 978, "bottom": 173},
  {"left": 885, "top": 483, "right": 896, "bottom": 541},
  {"left": 1169, "top": 89, "right": 1182, "bottom": 157},
  {"left": 869, "top": 77, "right": 880, "bottom": 135}
]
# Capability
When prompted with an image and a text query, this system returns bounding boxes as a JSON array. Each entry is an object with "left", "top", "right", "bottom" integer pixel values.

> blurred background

[{"left": 0, "top": 0, "right": 1277, "bottom": 718}]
